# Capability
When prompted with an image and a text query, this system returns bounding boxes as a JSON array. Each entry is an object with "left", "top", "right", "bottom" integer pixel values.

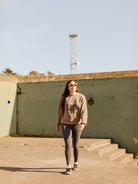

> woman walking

[{"left": 56, "top": 80, "right": 88, "bottom": 175}]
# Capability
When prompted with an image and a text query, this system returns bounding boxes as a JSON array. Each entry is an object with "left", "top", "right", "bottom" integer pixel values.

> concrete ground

[{"left": 0, "top": 137, "right": 137, "bottom": 184}]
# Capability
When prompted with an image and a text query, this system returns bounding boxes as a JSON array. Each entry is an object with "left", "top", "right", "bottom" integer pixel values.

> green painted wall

[
  {"left": 17, "top": 81, "right": 65, "bottom": 136},
  {"left": 0, "top": 80, "right": 17, "bottom": 137},
  {"left": 17, "top": 77, "right": 138, "bottom": 155}
]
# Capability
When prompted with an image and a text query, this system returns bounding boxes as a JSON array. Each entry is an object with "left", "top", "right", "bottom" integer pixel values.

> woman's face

[{"left": 68, "top": 81, "right": 78, "bottom": 94}]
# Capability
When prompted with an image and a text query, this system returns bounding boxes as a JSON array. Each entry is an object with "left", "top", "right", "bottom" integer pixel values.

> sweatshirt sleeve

[
  {"left": 56, "top": 96, "right": 63, "bottom": 127},
  {"left": 80, "top": 95, "right": 88, "bottom": 125}
]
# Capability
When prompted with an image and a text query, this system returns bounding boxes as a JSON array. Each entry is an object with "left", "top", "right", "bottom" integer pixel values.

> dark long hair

[{"left": 60, "top": 80, "right": 79, "bottom": 114}]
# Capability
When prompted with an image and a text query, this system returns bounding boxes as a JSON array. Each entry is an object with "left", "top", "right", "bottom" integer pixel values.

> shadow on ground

[{"left": 0, "top": 166, "right": 65, "bottom": 174}]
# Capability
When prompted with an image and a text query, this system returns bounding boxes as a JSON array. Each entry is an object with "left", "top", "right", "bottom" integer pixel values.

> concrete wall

[
  {"left": 0, "top": 76, "right": 17, "bottom": 137},
  {"left": 17, "top": 75, "right": 138, "bottom": 155},
  {"left": 17, "top": 81, "right": 62, "bottom": 136},
  {"left": 0, "top": 71, "right": 137, "bottom": 155}
]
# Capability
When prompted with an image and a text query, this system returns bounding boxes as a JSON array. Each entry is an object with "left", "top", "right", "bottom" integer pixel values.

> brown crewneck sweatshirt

[{"left": 57, "top": 92, "right": 88, "bottom": 127}]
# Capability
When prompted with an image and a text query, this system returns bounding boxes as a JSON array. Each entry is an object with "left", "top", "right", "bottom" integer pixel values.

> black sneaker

[
  {"left": 65, "top": 168, "right": 72, "bottom": 175},
  {"left": 72, "top": 164, "right": 79, "bottom": 171}
]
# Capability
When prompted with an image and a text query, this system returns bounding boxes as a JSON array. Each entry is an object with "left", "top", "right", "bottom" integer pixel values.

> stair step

[
  {"left": 88, "top": 139, "right": 111, "bottom": 152},
  {"left": 115, "top": 153, "right": 134, "bottom": 164},
  {"left": 126, "top": 159, "right": 138, "bottom": 167},
  {"left": 107, "top": 148, "right": 126, "bottom": 160},
  {"left": 98, "top": 144, "right": 118, "bottom": 157},
  {"left": 87, "top": 139, "right": 137, "bottom": 167}
]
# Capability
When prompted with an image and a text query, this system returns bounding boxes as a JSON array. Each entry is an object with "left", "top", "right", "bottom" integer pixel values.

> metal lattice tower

[{"left": 69, "top": 33, "right": 79, "bottom": 74}]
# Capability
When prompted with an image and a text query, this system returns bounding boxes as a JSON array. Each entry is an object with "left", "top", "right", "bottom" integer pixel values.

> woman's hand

[
  {"left": 79, "top": 124, "right": 85, "bottom": 132},
  {"left": 56, "top": 126, "right": 60, "bottom": 134}
]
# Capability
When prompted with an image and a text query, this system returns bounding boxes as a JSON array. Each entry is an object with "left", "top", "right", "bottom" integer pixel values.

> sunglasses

[{"left": 68, "top": 83, "right": 77, "bottom": 87}]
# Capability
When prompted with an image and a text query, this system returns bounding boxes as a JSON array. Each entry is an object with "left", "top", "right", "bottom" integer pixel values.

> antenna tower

[{"left": 69, "top": 33, "right": 79, "bottom": 74}]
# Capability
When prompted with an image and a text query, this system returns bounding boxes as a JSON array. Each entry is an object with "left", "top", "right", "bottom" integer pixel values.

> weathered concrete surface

[
  {"left": 0, "top": 78, "right": 17, "bottom": 137},
  {"left": 18, "top": 70, "right": 138, "bottom": 83},
  {"left": 0, "top": 137, "right": 137, "bottom": 184},
  {"left": 0, "top": 71, "right": 138, "bottom": 156},
  {"left": 17, "top": 75, "right": 138, "bottom": 155}
]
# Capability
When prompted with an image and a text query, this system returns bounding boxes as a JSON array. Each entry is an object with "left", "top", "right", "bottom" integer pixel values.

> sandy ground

[{"left": 0, "top": 137, "right": 138, "bottom": 184}]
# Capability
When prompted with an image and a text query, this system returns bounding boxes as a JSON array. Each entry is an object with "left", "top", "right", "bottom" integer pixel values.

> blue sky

[{"left": 0, "top": 0, "right": 138, "bottom": 75}]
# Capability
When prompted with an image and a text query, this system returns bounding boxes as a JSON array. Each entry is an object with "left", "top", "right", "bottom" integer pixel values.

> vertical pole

[
  {"left": 69, "top": 33, "right": 78, "bottom": 74},
  {"left": 70, "top": 36, "right": 73, "bottom": 74}
]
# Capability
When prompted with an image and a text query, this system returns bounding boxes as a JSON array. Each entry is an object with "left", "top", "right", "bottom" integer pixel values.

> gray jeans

[{"left": 62, "top": 124, "right": 82, "bottom": 165}]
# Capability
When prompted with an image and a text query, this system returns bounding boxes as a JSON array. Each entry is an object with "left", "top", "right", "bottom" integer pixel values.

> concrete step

[
  {"left": 87, "top": 139, "right": 111, "bottom": 152},
  {"left": 126, "top": 159, "right": 138, "bottom": 167},
  {"left": 108, "top": 148, "right": 126, "bottom": 161},
  {"left": 115, "top": 153, "right": 133, "bottom": 164},
  {"left": 87, "top": 139, "right": 137, "bottom": 167},
  {"left": 104, "top": 148, "right": 138, "bottom": 167},
  {"left": 98, "top": 144, "right": 118, "bottom": 157}
]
